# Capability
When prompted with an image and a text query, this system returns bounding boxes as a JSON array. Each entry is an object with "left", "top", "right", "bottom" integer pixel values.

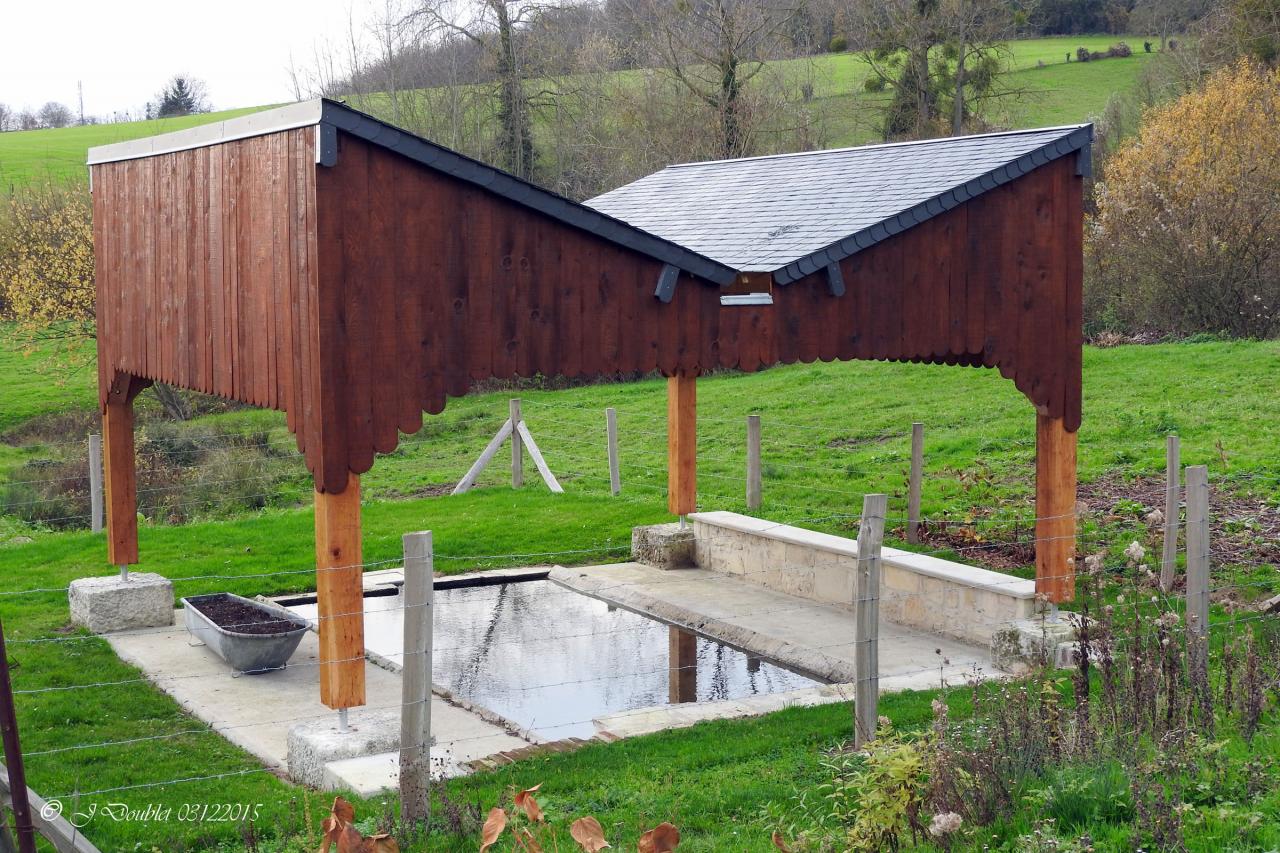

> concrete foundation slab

[
  {"left": 107, "top": 617, "right": 529, "bottom": 787},
  {"left": 288, "top": 708, "right": 403, "bottom": 788},
  {"left": 991, "top": 617, "right": 1082, "bottom": 671},
  {"left": 632, "top": 523, "right": 696, "bottom": 570},
  {"left": 70, "top": 572, "right": 174, "bottom": 633},
  {"left": 551, "top": 562, "right": 1003, "bottom": 688}
]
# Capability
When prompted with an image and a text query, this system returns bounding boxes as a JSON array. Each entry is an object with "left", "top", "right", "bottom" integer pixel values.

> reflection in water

[{"left": 293, "top": 580, "right": 820, "bottom": 740}]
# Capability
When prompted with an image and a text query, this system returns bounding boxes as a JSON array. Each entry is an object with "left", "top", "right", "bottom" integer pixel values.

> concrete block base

[
  {"left": 632, "top": 523, "right": 696, "bottom": 570},
  {"left": 287, "top": 708, "right": 403, "bottom": 788},
  {"left": 991, "top": 617, "right": 1081, "bottom": 671},
  {"left": 69, "top": 572, "right": 174, "bottom": 633}
]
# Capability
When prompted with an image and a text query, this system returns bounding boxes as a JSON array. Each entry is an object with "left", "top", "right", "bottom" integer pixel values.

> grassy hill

[{"left": 0, "top": 35, "right": 1151, "bottom": 189}]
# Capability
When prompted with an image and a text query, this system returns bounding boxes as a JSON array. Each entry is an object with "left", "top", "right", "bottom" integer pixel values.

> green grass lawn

[{"left": 2, "top": 339, "right": 1280, "bottom": 849}]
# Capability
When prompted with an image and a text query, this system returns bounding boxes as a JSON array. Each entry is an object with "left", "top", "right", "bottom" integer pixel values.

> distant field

[
  {"left": 0, "top": 105, "right": 273, "bottom": 187},
  {"left": 0, "top": 35, "right": 1152, "bottom": 189}
]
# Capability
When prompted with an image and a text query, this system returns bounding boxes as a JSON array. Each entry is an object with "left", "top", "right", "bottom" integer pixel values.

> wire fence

[{"left": 1, "top": 397, "right": 1278, "bottom": 848}]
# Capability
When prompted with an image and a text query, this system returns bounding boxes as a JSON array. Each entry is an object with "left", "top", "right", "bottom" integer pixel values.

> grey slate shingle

[{"left": 586, "top": 125, "right": 1093, "bottom": 282}]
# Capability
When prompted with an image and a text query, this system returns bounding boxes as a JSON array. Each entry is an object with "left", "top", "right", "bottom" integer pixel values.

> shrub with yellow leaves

[
  {"left": 1087, "top": 61, "right": 1280, "bottom": 339},
  {"left": 0, "top": 181, "right": 96, "bottom": 341}
]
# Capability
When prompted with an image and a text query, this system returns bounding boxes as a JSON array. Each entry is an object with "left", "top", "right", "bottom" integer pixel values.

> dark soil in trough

[{"left": 190, "top": 594, "right": 298, "bottom": 635}]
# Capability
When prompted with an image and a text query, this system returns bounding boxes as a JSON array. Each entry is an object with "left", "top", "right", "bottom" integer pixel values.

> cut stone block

[
  {"left": 69, "top": 572, "right": 174, "bottom": 633},
  {"left": 991, "top": 617, "right": 1082, "bottom": 671},
  {"left": 631, "top": 523, "right": 695, "bottom": 570},
  {"left": 287, "top": 708, "right": 402, "bottom": 788}
]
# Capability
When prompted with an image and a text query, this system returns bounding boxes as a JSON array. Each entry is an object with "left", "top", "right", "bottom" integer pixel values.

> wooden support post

[
  {"left": 88, "top": 433, "right": 104, "bottom": 534},
  {"left": 315, "top": 474, "right": 365, "bottom": 710},
  {"left": 1160, "top": 435, "right": 1181, "bottom": 593},
  {"left": 102, "top": 398, "right": 139, "bottom": 570},
  {"left": 906, "top": 422, "right": 923, "bottom": 544},
  {"left": 667, "top": 372, "right": 697, "bottom": 517},
  {"left": 606, "top": 408, "right": 621, "bottom": 496},
  {"left": 1035, "top": 414, "right": 1078, "bottom": 604},
  {"left": 399, "top": 531, "right": 434, "bottom": 829},
  {"left": 746, "top": 415, "right": 762, "bottom": 511},
  {"left": 668, "top": 627, "right": 697, "bottom": 704},
  {"left": 1185, "top": 465, "right": 1210, "bottom": 674},
  {"left": 854, "top": 493, "right": 887, "bottom": 749},
  {"left": 510, "top": 399, "right": 523, "bottom": 488}
]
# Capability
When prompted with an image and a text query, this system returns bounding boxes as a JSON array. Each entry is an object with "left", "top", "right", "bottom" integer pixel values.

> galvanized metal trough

[{"left": 182, "top": 593, "right": 310, "bottom": 674}]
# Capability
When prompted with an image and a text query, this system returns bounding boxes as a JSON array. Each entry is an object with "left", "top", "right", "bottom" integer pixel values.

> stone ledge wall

[{"left": 689, "top": 513, "right": 1036, "bottom": 647}]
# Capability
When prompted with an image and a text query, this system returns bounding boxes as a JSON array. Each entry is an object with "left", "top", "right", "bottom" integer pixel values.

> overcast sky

[{"left": 4, "top": 0, "right": 384, "bottom": 119}]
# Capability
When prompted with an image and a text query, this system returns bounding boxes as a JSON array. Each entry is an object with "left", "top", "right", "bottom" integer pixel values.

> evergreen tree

[{"left": 154, "top": 76, "right": 209, "bottom": 118}]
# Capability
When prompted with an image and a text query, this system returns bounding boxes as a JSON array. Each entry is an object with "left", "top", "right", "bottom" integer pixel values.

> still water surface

[{"left": 293, "top": 579, "right": 820, "bottom": 739}]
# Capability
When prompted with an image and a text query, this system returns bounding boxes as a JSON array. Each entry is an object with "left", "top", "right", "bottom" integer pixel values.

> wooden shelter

[{"left": 88, "top": 100, "right": 1089, "bottom": 711}]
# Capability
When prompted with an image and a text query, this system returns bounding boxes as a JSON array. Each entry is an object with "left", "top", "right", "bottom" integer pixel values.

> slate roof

[
  {"left": 586, "top": 124, "right": 1093, "bottom": 284},
  {"left": 86, "top": 99, "right": 737, "bottom": 286}
]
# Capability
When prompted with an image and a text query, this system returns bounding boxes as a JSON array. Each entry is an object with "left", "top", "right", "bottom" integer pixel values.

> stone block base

[
  {"left": 632, "top": 523, "right": 695, "bottom": 570},
  {"left": 287, "top": 708, "right": 403, "bottom": 788},
  {"left": 69, "top": 572, "right": 174, "bottom": 633},
  {"left": 991, "top": 617, "right": 1081, "bottom": 671}
]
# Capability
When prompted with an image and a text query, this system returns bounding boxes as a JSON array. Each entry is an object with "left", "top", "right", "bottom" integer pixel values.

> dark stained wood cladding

[
  {"left": 774, "top": 154, "right": 1083, "bottom": 433},
  {"left": 93, "top": 129, "right": 1082, "bottom": 495},
  {"left": 92, "top": 127, "right": 320, "bottom": 445}
]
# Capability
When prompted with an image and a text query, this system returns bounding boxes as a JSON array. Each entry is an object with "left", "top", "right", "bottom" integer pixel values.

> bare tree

[
  {"left": 851, "top": 0, "right": 1029, "bottom": 140},
  {"left": 403, "top": 0, "right": 550, "bottom": 178},
  {"left": 36, "top": 101, "right": 73, "bottom": 129},
  {"left": 0, "top": 104, "right": 11, "bottom": 132},
  {"left": 623, "top": 0, "right": 803, "bottom": 159}
]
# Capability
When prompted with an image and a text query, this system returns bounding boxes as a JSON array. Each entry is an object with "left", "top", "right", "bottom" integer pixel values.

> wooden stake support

[
  {"left": 1185, "top": 465, "right": 1210, "bottom": 674},
  {"left": 746, "top": 415, "right": 762, "bottom": 511},
  {"left": 315, "top": 474, "right": 365, "bottom": 710},
  {"left": 453, "top": 400, "right": 563, "bottom": 495},
  {"left": 1160, "top": 434, "right": 1181, "bottom": 592},
  {"left": 906, "top": 422, "right": 923, "bottom": 544},
  {"left": 1035, "top": 414, "right": 1077, "bottom": 604},
  {"left": 606, "top": 408, "right": 621, "bottom": 496},
  {"left": 667, "top": 373, "right": 697, "bottom": 516},
  {"left": 88, "top": 433, "right": 104, "bottom": 534},
  {"left": 854, "top": 493, "right": 887, "bottom": 749},
  {"left": 399, "top": 530, "right": 434, "bottom": 829}
]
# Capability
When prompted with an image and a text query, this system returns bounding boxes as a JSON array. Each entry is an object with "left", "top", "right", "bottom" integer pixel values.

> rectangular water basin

[{"left": 290, "top": 579, "right": 821, "bottom": 740}]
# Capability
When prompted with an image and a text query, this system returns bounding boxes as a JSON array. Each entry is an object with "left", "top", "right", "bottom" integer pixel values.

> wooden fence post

[
  {"left": 510, "top": 399, "right": 523, "bottom": 488},
  {"left": 1185, "top": 465, "right": 1210, "bottom": 675},
  {"left": 854, "top": 493, "right": 887, "bottom": 749},
  {"left": 746, "top": 415, "right": 762, "bottom": 511},
  {"left": 606, "top": 408, "right": 620, "bottom": 496},
  {"left": 0, "top": 619, "right": 36, "bottom": 853},
  {"left": 906, "top": 423, "right": 923, "bottom": 544},
  {"left": 88, "top": 434, "right": 104, "bottom": 534},
  {"left": 399, "top": 530, "right": 434, "bottom": 830},
  {"left": 1160, "top": 435, "right": 1181, "bottom": 592}
]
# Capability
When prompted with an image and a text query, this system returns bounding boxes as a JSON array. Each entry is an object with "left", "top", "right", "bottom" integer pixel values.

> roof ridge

[{"left": 660, "top": 124, "right": 1090, "bottom": 171}]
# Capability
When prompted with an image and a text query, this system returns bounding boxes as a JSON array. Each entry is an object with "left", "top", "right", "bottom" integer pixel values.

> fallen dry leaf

[
  {"left": 570, "top": 816, "right": 611, "bottom": 851},
  {"left": 480, "top": 807, "right": 508, "bottom": 852},
  {"left": 771, "top": 830, "right": 793, "bottom": 852},
  {"left": 637, "top": 822, "right": 680, "bottom": 853},
  {"left": 335, "top": 824, "right": 365, "bottom": 853},
  {"left": 514, "top": 783, "right": 545, "bottom": 823}
]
